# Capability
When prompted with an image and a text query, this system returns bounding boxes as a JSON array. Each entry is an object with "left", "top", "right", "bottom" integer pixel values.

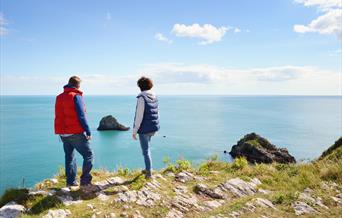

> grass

[
  {"left": 245, "top": 139, "right": 261, "bottom": 147},
  {"left": 320, "top": 137, "right": 342, "bottom": 160},
  {"left": 1, "top": 138, "right": 342, "bottom": 217},
  {"left": 0, "top": 188, "right": 30, "bottom": 207},
  {"left": 162, "top": 157, "right": 192, "bottom": 173}
]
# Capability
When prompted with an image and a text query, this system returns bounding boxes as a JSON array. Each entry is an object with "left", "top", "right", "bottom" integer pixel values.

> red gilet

[{"left": 54, "top": 87, "right": 85, "bottom": 134}]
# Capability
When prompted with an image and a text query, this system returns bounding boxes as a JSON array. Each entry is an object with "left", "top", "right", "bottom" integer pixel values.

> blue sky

[{"left": 0, "top": 0, "right": 341, "bottom": 95}]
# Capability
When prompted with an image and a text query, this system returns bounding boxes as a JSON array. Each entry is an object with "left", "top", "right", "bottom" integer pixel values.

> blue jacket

[{"left": 136, "top": 93, "right": 160, "bottom": 134}]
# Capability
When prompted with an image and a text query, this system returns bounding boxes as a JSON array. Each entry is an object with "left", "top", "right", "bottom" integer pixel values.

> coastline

[{"left": 1, "top": 136, "right": 341, "bottom": 217}]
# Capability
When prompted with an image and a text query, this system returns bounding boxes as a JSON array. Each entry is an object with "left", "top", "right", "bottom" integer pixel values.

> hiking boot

[
  {"left": 80, "top": 184, "right": 99, "bottom": 193},
  {"left": 141, "top": 169, "right": 147, "bottom": 174},
  {"left": 67, "top": 181, "right": 79, "bottom": 187},
  {"left": 145, "top": 171, "right": 152, "bottom": 179},
  {"left": 67, "top": 182, "right": 79, "bottom": 191}
]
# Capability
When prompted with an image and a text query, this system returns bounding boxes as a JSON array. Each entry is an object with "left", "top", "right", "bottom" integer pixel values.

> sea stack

[
  {"left": 229, "top": 133, "right": 296, "bottom": 164},
  {"left": 97, "top": 115, "right": 130, "bottom": 131}
]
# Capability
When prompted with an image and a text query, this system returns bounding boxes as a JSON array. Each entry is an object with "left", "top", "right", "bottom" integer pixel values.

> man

[
  {"left": 54, "top": 76, "right": 94, "bottom": 188},
  {"left": 132, "top": 76, "right": 160, "bottom": 179}
]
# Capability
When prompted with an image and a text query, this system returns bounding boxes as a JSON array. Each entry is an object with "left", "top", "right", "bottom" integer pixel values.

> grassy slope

[{"left": 1, "top": 138, "right": 342, "bottom": 218}]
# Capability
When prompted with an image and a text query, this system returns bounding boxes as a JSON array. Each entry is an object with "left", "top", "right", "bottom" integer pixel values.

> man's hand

[
  {"left": 86, "top": 135, "right": 92, "bottom": 141},
  {"left": 132, "top": 133, "right": 137, "bottom": 140}
]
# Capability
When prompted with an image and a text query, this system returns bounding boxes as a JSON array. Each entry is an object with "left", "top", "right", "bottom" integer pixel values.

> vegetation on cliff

[{"left": 0, "top": 136, "right": 341, "bottom": 218}]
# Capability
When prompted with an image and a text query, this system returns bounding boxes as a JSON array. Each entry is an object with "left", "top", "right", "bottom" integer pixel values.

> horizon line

[{"left": 1, "top": 94, "right": 341, "bottom": 97}]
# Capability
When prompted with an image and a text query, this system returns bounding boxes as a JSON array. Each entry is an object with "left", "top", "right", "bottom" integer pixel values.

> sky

[{"left": 0, "top": 0, "right": 341, "bottom": 95}]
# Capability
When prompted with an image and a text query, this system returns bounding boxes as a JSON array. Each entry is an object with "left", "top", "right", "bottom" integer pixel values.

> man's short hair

[
  {"left": 137, "top": 76, "right": 153, "bottom": 91},
  {"left": 68, "top": 76, "right": 81, "bottom": 88}
]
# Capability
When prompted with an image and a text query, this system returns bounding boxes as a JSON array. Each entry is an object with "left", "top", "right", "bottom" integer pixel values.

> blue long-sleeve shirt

[{"left": 74, "top": 95, "right": 91, "bottom": 136}]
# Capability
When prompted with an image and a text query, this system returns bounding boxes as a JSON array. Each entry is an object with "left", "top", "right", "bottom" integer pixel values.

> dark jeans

[
  {"left": 61, "top": 134, "right": 93, "bottom": 186},
  {"left": 138, "top": 133, "right": 153, "bottom": 175}
]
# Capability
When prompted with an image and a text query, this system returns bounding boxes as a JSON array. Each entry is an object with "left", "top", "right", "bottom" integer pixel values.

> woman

[{"left": 132, "top": 77, "right": 160, "bottom": 178}]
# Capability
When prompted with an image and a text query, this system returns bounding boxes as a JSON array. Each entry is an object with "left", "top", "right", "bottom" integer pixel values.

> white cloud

[
  {"left": 171, "top": 23, "right": 228, "bottom": 45},
  {"left": 295, "top": 0, "right": 342, "bottom": 11},
  {"left": 139, "top": 63, "right": 341, "bottom": 95},
  {"left": 234, "top": 28, "right": 241, "bottom": 33},
  {"left": 0, "top": 13, "right": 8, "bottom": 36},
  {"left": 143, "top": 63, "right": 326, "bottom": 83},
  {"left": 294, "top": 0, "right": 342, "bottom": 39},
  {"left": 294, "top": 9, "right": 342, "bottom": 39},
  {"left": 1, "top": 64, "right": 340, "bottom": 95},
  {"left": 154, "top": 33, "right": 173, "bottom": 44}
]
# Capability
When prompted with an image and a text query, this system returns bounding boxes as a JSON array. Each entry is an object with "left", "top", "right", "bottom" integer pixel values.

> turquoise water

[{"left": 0, "top": 96, "right": 341, "bottom": 194}]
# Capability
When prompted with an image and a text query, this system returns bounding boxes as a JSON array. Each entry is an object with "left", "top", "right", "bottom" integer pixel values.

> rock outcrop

[
  {"left": 229, "top": 133, "right": 296, "bottom": 163},
  {"left": 319, "top": 137, "right": 342, "bottom": 160},
  {"left": 97, "top": 115, "right": 130, "bottom": 131},
  {"left": 0, "top": 202, "right": 25, "bottom": 218},
  {"left": 42, "top": 209, "right": 71, "bottom": 218},
  {"left": 1, "top": 136, "right": 341, "bottom": 218}
]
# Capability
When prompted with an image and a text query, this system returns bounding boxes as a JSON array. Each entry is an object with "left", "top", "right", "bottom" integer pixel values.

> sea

[{"left": 0, "top": 95, "right": 341, "bottom": 194}]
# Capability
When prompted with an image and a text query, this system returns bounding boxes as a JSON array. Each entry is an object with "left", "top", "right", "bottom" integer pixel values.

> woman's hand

[{"left": 132, "top": 133, "right": 137, "bottom": 140}]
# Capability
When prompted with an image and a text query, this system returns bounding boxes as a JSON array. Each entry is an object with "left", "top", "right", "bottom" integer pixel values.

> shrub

[
  {"left": 163, "top": 156, "right": 171, "bottom": 165},
  {"left": 162, "top": 158, "right": 192, "bottom": 173},
  {"left": 176, "top": 159, "right": 192, "bottom": 172},
  {"left": 232, "top": 157, "right": 248, "bottom": 170},
  {"left": 272, "top": 192, "right": 296, "bottom": 205},
  {"left": 117, "top": 167, "right": 129, "bottom": 176},
  {"left": 130, "top": 174, "right": 146, "bottom": 190},
  {"left": 0, "top": 188, "right": 30, "bottom": 207}
]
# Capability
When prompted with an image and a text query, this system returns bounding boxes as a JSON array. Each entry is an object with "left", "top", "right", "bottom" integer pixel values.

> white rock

[
  {"left": 229, "top": 211, "right": 241, "bottom": 217},
  {"left": 315, "top": 197, "right": 329, "bottom": 209},
  {"left": 0, "top": 202, "right": 25, "bottom": 218},
  {"left": 29, "top": 190, "right": 49, "bottom": 196},
  {"left": 165, "top": 208, "right": 183, "bottom": 218},
  {"left": 87, "top": 204, "right": 95, "bottom": 210},
  {"left": 97, "top": 193, "right": 110, "bottom": 201},
  {"left": 107, "top": 177, "right": 124, "bottom": 185},
  {"left": 292, "top": 201, "right": 317, "bottom": 216},
  {"left": 165, "top": 172, "right": 175, "bottom": 177},
  {"left": 299, "top": 188, "right": 328, "bottom": 209},
  {"left": 250, "top": 178, "right": 262, "bottom": 187},
  {"left": 120, "top": 212, "right": 129, "bottom": 218},
  {"left": 49, "top": 190, "right": 57, "bottom": 196},
  {"left": 321, "top": 181, "right": 330, "bottom": 190},
  {"left": 133, "top": 211, "right": 144, "bottom": 218},
  {"left": 253, "top": 198, "right": 277, "bottom": 210},
  {"left": 173, "top": 185, "right": 188, "bottom": 194},
  {"left": 122, "top": 205, "right": 131, "bottom": 210},
  {"left": 60, "top": 187, "right": 70, "bottom": 193},
  {"left": 155, "top": 174, "right": 167, "bottom": 181},
  {"left": 175, "top": 172, "right": 193, "bottom": 183},
  {"left": 220, "top": 178, "right": 257, "bottom": 197},
  {"left": 209, "top": 171, "right": 220, "bottom": 175},
  {"left": 57, "top": 195, "right": 83, "bottom": 206},
  {"left": 109, "top": 213, "right": 116, "bottom": 218},
  {"left": 171, "top": 193, "right": 202, "bottom": 213},
  {"left": 42, "top": 209, "right": 71, "bottom": 218},
  {"left": 331, "top": 194, "right": 342, "bottom": 205},
  {"left": 204, "top": 200, "right": 223, "bottom": 209},
  {"left": 50, "top": 178, "right": 58, "bottom": 184},
  {"left": 242, "top": 202, "right": 256, "bottom": 212},
  {"left": 95, "top": 180, "right": 110, "bottom": 190},
  {"left": 258, "top": 189, "right": 271, "bottom": 194},
  {"left": 194, "top": 183, "right": 226, "bottom": 199}
]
